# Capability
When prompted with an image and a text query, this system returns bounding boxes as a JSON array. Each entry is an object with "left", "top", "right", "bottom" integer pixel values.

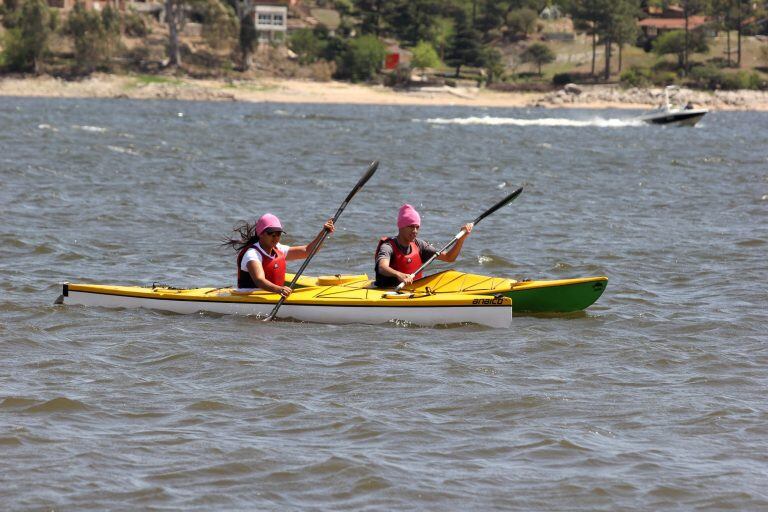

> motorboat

[{"left": 636, "top": 85, "right": 708, "bottom": 126}]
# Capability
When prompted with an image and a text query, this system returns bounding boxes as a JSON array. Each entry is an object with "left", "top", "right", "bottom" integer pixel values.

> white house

[{"left": 254, "top": 2, "right": 288, "bottom": 43}]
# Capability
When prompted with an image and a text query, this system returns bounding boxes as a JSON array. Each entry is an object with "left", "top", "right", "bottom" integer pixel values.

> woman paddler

[
  {"left": 224, "top": 214, "right": 334, "bottom": 297},
  {"left": 374, "top": 204, "right": 473, "bottom": 288}
]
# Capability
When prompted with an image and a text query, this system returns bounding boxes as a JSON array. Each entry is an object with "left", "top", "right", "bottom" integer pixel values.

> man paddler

[
  {"left": 224, "top": 213, "right": 334, "bottom": 297},
  {"left": 374, "top": 204, "right": 473, "bottom": 288}
]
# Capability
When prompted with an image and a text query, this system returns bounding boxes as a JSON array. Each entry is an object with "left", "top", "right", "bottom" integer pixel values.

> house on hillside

[
  {"left": 254, "top": 1, "right": 288, "bottom": 43},
  {"left": 638, "top": 4, "right": 711, "bottom": 41},
  {"left": 46, "top": 0, "right": 127, "bottom": 11},
  {"left": 540, "top": 5, "right": 562, "bottom": 20}
]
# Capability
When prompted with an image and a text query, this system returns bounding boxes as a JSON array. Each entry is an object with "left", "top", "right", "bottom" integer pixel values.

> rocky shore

[
  {"left": 1, "top": 73, "right": 766, "bottom": 111},
  {"left": 535, "top": 84, "right": 768, "bottom": 110}
]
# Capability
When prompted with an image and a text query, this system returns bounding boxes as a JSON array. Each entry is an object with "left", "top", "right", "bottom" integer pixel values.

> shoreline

[{"left": 1, "top": 73, "right": 767, "bottom": 111}]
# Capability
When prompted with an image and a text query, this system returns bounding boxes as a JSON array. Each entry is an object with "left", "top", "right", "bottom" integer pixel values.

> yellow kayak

[{"left": 58, "top": 281, "right": 512, "bottom": 328}]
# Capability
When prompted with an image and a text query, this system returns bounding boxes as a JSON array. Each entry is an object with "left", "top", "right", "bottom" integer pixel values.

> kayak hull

[{"left": 60, "top": 283, "right": 512, "bottom": 328}]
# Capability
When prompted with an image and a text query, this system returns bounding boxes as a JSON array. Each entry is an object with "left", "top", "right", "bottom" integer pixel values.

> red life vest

[
  {"left": 237, "top": 243, "right": 287, "bottom": 288},
  {"left": 375, "top": 237, "right": 423, "bottom": 279}
]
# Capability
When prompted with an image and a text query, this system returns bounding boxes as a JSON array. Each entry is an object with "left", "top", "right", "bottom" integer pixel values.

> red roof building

[{"left": 638, "top": 5, "right": 711, "bottom": 39}]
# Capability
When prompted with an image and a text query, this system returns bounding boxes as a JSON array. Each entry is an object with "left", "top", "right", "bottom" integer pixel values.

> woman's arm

[
  {"left": 246, "top": 260, "right": 292, "bottom": 297},
  {"left": 286, "top": 219, "right": 335, "bottom": 260}
]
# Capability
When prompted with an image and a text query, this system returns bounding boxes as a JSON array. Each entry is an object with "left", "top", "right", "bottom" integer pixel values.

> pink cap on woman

[
  {"left": 397, "top": 204, "right": 421, "bottom": 228},
  {"left": 255, "top": 213, "right": 283, "bottom": 236}
]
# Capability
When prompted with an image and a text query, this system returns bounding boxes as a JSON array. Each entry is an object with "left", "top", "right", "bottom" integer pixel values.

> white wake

[{"left": 423, "top": 115, "right": 644, "bottom": 128}]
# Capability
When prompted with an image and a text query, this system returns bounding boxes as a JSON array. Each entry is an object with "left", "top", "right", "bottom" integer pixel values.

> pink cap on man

[
  {"left": 397, "top": 204, "right": 421, "bottom": 229},
  {"left": 255, "top": 213, "right": 283, "bottom": 236}
]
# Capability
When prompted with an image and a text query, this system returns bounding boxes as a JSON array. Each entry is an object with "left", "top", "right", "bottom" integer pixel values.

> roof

[{"left": 638, "top": 16, "right": 708, "bottom": 30}]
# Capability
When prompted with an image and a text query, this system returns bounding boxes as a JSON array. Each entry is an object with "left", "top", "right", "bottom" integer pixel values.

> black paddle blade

[
  {"left": 342, "top": 160, "right": 379, "bottom": 204},
  {"left": 472, "top": 186, "right": 524, "bottom": 225}
]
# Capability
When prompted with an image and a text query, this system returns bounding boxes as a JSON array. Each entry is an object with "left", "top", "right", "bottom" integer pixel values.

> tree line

[{"left": 1, "top": 0, "right": 766, "bottom": 85}]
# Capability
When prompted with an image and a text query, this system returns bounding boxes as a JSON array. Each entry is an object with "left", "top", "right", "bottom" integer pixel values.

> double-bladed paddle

[
  {"left": 264, "top": 160, "right": 379, "bottom": 321},
  {"left": 393, "top": 186, "right": 524, "bottom": 292}
]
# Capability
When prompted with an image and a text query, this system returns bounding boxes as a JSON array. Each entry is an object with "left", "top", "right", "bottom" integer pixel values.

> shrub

[
  {"left": 507, "top": 8, "right": 538, "bottom": 39},
  {"left": 688, "top": 64, "right": 723, "bottom": 89},
  {"left": 202, "top": 0, "right": 237, "bottom": 50},
  {"left": 482, "top": 47, "right": 505, "bottom": 85},
  {"left": 552, "top": 72, "right": 572, "bottom": 86},
  {"left": 310, "top": 60, "right": 336, "bottom": 81},
  {"left": 520, "top": 42, "right": 555, "bottom": 76},
  {"left": 619, "top": 67, "right": 651, "bottom": 88},
  {"left": 289, "top": 28, "right": 326, "bottom": 65},
  {"left": 720, "top": 71, "right": 760, "bottom": 90},
  {"left": 651, "top": 71, "right": 677, "bottom": 86},
  {"left": 65, "top": 1, "right": 121, "bottom": 73},
  {"left": 688, "top": 66, "right": 762, "bottom": 90},
  {"left": 336, "top": 34, "right": 385, "bottom": 82},
  {"left": 124, "top": 10, "right": 149, "bottom": 37},
  {"left": 0, "top": 0, "right": 51, "bottom": 72},
  {"left": 411, "top": 41, "right": 441, "bottom": 70}
]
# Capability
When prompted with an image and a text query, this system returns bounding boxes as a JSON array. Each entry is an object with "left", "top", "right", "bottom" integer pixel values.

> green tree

[
  {"left": 354, "top": 0, "right": 387, "bottom": 36},
  {"left": 598, "top": 0, "right": 640, "bottom": 79},
  {"left": 224, "top": 0, "right": 259, "bottom": 71},
  {"left": 710, "top": 0, "right": 735, "bottom": 66},
  {"left": 411, "top": 40, "right": 441, "bottom": 69},
  {"left": 425, "top": 16, "right": 453, "bottom": 62},
  {"left": 481, "top": 46, "right": 505, "bottom": 85},
  {"left": 521, "top": 42, "right": 555, "bottom": 76},
  {"left": 569, "top": 0, "right": 612, "bottom": 76},
  {"left": 445, "top": 9, "right": 482, "bottom": 76},
  {"left": 0, "top": 0, "right": 51, "bottom": 72},
  {"left": 732, "top": 0, "right": 758, "bottom": 67},
  {"left": 289, "top": 28, "right": 328, "bottom": 65},
  {"left": 506, "top": 8, "right": 538, "bottom": 40},
  {"left": 65, "top": 1, "right": 121, "bottom": 73},
  {"left": 337, "top": 34, "right": 385, "bottom": 81},
  {"left": 201, "top": 0, "right": 238, "bottom": 51},
  {"left": 680, "top": 0, "right": 707, "bottom": 71},
  {"left": 653, "top": 29, "right": 709, "bottom": 69},
  {"left": 385, "top": 0, "right": 443, "bottom": 46}
]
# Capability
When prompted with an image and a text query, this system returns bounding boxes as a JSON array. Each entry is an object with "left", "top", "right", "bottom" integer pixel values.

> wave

[
  {"left": 23, "top": 397, "right": 89, "bottom": 413},
  {"left": 71, "top": 124, "right": 108, "bottom": 132},
  {"left": 422, "top": 115, "right": 644, "bottom": 127}
]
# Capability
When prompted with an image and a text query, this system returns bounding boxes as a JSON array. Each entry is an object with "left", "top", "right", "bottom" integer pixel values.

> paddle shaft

[
  {"left": 394, "top": 186, "right": 523, "bottom": 292},
  {"left": 264, "top": 161, "right": 379, "bottom": 321}
]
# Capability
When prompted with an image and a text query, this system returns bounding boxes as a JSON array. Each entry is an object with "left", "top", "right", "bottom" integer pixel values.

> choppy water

[{"left": 1, "top": 97, "right": 767, "bottom": 511}]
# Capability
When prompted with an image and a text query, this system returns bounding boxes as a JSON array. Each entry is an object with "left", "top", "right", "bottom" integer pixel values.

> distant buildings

[
  {"left": 46, "top": 0, "right": 126, "bottom": 10},
  {"left": 254, "top": 1, "right": 288, "bottom": 44},
  {"left": 638, "top": 5, "right": 710, "bottom": 40}
]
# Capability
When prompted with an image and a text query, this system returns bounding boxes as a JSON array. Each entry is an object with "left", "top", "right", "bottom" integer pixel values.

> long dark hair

[{"left": 222, "top": 220, "right": 259, "bottom": 251}]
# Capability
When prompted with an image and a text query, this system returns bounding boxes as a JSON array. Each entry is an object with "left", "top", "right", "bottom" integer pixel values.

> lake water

[{"left": 1, "top": 97, "right": 767, "bottom": 510}]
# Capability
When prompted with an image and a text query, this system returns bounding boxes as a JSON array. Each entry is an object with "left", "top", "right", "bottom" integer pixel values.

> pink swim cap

[
  {"left": 255, "top": 213, "right": 283, "bottom": 236},
  {"left": 397, "top": 204, "right": 421, "bottom": 229}
]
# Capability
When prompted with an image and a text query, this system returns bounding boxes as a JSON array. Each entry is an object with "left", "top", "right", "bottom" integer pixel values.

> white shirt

[
  {"left": 240, "top": 242, "right": 290, "bottom": 272},
  {"left": 236, "top": 242, "right": 290, "bottom": 289}
]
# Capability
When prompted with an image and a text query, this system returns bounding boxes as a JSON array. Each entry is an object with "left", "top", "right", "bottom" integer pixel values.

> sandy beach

[{"left": 1, "top": 73, "right": 767, "bottom": 110}]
